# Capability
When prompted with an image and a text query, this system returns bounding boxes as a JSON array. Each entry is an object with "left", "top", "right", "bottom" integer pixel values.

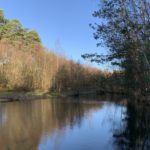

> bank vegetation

[{"left": 0, "top": 10, "right": 123, "bottom": 97}]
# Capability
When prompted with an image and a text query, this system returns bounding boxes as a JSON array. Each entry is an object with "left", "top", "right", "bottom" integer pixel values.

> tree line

[{"left": 0, "top": 10, "right": 123, "bottom": 95}]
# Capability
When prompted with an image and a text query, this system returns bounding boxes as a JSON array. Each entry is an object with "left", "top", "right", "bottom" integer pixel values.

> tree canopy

[
  {"left": 0, "top": 10, "right": 41, "bottom": 45},
  {"left": 82, "top": 0, "right": 150, "bottom": 95},
  {"left": 0, "top": 9, "right": 111, "bottom": 93}
]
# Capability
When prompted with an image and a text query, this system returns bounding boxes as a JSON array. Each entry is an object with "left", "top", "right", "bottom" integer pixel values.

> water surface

[{"left": 0, "top": 97, "right": 126, "bottom": 150}]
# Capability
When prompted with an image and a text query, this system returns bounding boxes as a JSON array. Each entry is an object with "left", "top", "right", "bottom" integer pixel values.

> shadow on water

[{"left": 113, "top": 97, "right": 150, "bottom": 150}]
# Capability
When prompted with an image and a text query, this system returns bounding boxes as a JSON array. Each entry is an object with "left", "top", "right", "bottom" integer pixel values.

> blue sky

[{"left": 0, "top": 0, "right": 112, "bottom": 70}]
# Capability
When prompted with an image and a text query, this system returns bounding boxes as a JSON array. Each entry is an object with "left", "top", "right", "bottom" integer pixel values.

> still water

[{"left": 0, "top": 97, "right": 126, "bottom": 150}]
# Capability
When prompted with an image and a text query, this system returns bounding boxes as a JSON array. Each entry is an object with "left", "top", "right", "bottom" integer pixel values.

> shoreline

[
  {"left": 0, "top": 90, "right": 126, "bottom": 103},
  {"left": 0, "top": 91, "right": 52, "bottom": 102}
]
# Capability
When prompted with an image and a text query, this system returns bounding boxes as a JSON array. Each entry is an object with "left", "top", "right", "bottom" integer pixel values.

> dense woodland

[
  {"left": 83, "top": 0, "right": 150, "bottom": 99},
  {"left": 2, "top": 0, "right": 150, "bottom": 98},
  {"left": 0, "top": 10, "right": 123, "bottom": 95}
]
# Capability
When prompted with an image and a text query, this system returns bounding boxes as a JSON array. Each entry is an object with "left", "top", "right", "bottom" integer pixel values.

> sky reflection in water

[{"left": 0, "top": 98, "right": 126, "bottom": 150}]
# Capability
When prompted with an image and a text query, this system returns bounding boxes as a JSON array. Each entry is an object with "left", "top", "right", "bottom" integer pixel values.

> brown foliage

[{"left": 0, "top": 41, "right": 108, "bottom": 93}]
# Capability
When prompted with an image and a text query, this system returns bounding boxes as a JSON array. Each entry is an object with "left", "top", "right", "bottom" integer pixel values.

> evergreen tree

[
  {"left": 0, "top": 10, "right": 41, "bottom": 45},
  {"left": 82, "top": 0, "right": 150, "bottom": 96}
]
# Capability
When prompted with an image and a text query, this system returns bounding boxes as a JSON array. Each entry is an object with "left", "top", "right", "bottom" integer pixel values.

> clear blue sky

[{"left": 0, "top": 0, "right": 112, "bottom": 69}]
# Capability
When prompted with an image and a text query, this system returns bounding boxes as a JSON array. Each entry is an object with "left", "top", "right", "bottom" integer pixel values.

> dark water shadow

[{"left": 113, "top": 97, "right": 150, "bottom": 150}]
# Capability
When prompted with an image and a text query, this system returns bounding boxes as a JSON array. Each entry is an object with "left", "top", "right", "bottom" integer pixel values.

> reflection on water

[
  {"left": 0, "top": 97, "right": 126, "bottom": 150},
  {"left": 114, "top": 100, "right": 150, "bottom": 150}
]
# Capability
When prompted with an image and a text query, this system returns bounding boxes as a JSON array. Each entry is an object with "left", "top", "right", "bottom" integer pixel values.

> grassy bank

[
  {"left": 0, "top": 90, "right": 96, "bottom": 102},
  {"left": 0, "top": 89, "right": 126, "bottom": 103},
  {"left": 0, "top": 90, "right": 53, "bottom": 102}
]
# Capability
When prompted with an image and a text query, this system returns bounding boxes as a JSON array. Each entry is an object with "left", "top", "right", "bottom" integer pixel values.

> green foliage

[
  {"left": 1, "top": 20, "right": 23, "bottom": 40},
  {"left": 0, "top": 9, "right": 8, "bottom": 25},
  {"left": 82, "top": 0, "right": 150, "bottom": 95},
  {"left": 26, "top": 30, "right": 41, "bottom": 44},
  {"left": 0, "top": 10, "right": 41, "bottom": 45}
]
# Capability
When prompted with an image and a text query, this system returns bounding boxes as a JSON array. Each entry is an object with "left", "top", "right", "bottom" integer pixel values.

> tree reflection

[
  {"left": 0, "top": 98, "right": 101, "bottom": 150},
  {"left": 114, "top": 99, "right": 150, "bottom": 150}
]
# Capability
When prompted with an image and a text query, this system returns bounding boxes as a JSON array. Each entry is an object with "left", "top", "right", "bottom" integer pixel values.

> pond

[{"left": 0, "top": 96, "right": 137, "bottom": 150}]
